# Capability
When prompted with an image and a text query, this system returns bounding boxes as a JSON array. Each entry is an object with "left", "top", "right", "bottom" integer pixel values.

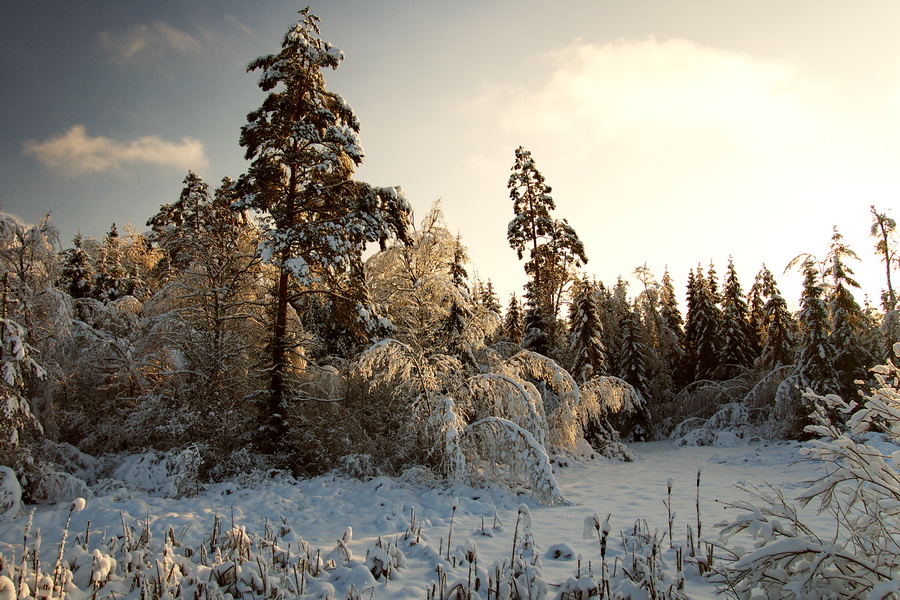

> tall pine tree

[
  {"left": 237, "top": 10, "right": 411, "bottom": 450},
  {"left": 870, "top": 205, "right": 897, "bottom": 311},
  {"left": 507, "top": 146, "right": 586, "bottom": 352}
]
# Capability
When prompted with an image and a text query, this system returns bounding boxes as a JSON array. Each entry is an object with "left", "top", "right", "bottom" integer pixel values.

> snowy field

[{"left": 0, "top": 440, "right": 833, "bottom": 599}]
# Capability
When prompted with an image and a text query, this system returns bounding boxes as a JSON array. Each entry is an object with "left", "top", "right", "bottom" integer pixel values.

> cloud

[
  {"left": 465, "top": 38, "right": 824, "bottom": 212},
  {"left": 224, "top": 14, "right": 254, "bottom": 37},
  {"left": 0, "top": 211, "right": 33, "bottom": 228},
  {"left": 475, "top": 38, "right": 811, "bottom": 153},
  {"left": 99, "top": 21, "right": 201, "bottom": 64},
  {"left": 23, "top": 125, "right": 208, "bottom": 176}
]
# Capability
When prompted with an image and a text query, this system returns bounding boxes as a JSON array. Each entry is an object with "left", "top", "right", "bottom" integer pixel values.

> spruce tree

[
  {"left": 718, "top": 258, "right": 755, "bottom": 378},
  {"left": 759, "top": 289, "right": 795, "bottom": 369},
  {"left": 94, "top": 223, "right": 128, "bottom": 301},
  {"left": 659, "top": 268, "right": 684, "bottom": 343},
  {"left": 707, "top": 261, "right": 722, "bottom": 305},
  {"left": 439, "top": 235, "right": 475, "bottom": 364},
  {"left": 682, "top": 268, "right": 698, "bottom": 352},
  {"left": 683, "top": 267, "right": 722, "bottom": 381},
  {"left": 825, "top": 228, "right": 871, "bottom": 397},
  {"left": 619, "top": 303, "right": 651, "bottom": 399},
  {"left": 600, "top": 278, "right": 630, "bottom": 376},
  {"left": 658, "top": 268, "right": 686, "bottom": 389},
  {"left": 476, "top": 280, "right": 502, "bottom": 346},
  {"left": 481, "top": 280, "right": 502, "bottom": 315},
  {"left": 747, "top": 265, "right": 774, "bottom": 355},
  {"left": 59, "top": 233, "right": 93, "bottom": 300},
  {"left": 522, "top": 284, "right": 550, "bottom": 356},
  {"left": 797, "top": 259, "right": 838, "bottom": 392},
  {"left": 568, "top": 277, "right": 607, "bottom": 381},
  {"left": 504, "top": 293, "right": 524, "bottom": 345},
  {"left": 236, "top": 10, "right": 411, "bottom": 450},
  {"left": 794, "top": 257, "right": 839, "bottom": 436}
]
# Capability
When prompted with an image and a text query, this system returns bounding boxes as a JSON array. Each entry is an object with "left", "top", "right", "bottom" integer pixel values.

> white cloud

[
  {"left": 476, "top": 38, "right": 812, "bottom": 154},
  {"left": 0, "top": 211, "right": 33, "bottom": 228},
  {"left": 99, "top": 21, "right": 201, "bottom": 64},
  {"left": 224, "top": 14, "right": 254, "bottom": 37},
  {"left": 23, "top": 125, "right": 208, "bottom": 176}
]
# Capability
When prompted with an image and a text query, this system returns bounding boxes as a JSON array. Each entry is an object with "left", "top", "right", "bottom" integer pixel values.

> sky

[{"left": 2, "top": 0, "right": 900, "bottom": 309}]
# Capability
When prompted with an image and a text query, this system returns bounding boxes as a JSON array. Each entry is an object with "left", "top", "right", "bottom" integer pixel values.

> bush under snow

[{"left": 711, "top": 343, "right": 900, "bottom": 599}]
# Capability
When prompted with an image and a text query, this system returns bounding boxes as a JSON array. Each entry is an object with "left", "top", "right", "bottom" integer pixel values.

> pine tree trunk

[
  {"left": 885, "top": 251, "right": 896, "bottom": 311},
  {"left": 265, "top": 265, "right": 291, "bottom": 453}
]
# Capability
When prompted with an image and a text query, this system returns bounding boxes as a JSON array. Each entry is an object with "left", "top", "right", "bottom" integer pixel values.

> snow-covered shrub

[
  {"left": 204, "top": 446, "right": 280, "bottom": 483},
  {"left": 768, "top": 371, "right": 817, "bottom": 440},
  {"left": 464, "top": 418, "right": 565, "bottom": 506},
  {"left": 501, "top": 351, "right": 581, "bottom": 452},
  {"left": 657, "top": 374, "right": 750, "bottom": 437},
  {"left": 580, "top": 376, "right": 651, "bottom": 442},
  {"left": 27, "top": 469, "right": 91, "bottom": 505},
  {"left": 104, "top": 446, "right": 200, "bottom": 498},
  {"left": 460, "top": 373, "right": 548, "bottom": 448},
  {"left": 352, "top": 338, "right": 464, "bottom": 474},
  {"left": 579, "top": 376, "right": 645, "bottom": 456},
  {"left": 712, "top": 343, "right": 900, "bottom": 599},
  {"left": 493, "top": 352, "right": 641, "bottom": 461},
  {"left": 60, "top": 263, "right": 262, "bottom": 458},
  {"left": 299, "top": 363, "right": 346, "bottom": 401},
  {"left": 425, "top": 396, "right": 467, "bottom": 481},
  {"left": 0, "top": 316, "right": 49, "bottom": 502},
  {"left": 352, "top": 339, "right": 568, "bottom": 503},
  {"left": 55, "top": 297, "right": 155, "bottom": 454},
  {"left": 662, "top": 367, "right": 808, "bottom": 443},
  {"left": 672, "top": 403, "right": 755, "bottom": 447},
  {"left": 0, "top": 466, "right": 21, "bottom": 522},
  {"left": 614, "top": 519, "right": 686, "bottom": 599}
]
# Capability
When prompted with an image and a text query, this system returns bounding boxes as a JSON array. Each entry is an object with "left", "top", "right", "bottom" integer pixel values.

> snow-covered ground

[{"left": 0, "top": 440, "right": 826, "bottom": 599}]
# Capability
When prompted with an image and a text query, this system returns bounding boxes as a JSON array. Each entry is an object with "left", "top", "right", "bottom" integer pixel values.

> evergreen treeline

[{"left": 2, "top": 11, "right": 899, "bottom": 503}]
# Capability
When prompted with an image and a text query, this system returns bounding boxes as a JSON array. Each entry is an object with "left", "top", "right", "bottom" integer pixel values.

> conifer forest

[{"left": 3, "top": 11, "right": 900, "bottom": 600}]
